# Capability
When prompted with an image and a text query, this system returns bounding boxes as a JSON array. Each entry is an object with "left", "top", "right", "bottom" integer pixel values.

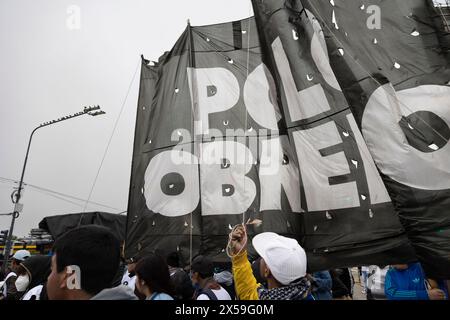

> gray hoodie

[{"left": 91, "top": 285, "right": 138, "bottom": 300}]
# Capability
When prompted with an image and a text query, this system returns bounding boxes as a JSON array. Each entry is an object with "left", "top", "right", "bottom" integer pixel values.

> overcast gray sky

[{"left": 0, "top": 0, "right": 253, "bottom": 237}]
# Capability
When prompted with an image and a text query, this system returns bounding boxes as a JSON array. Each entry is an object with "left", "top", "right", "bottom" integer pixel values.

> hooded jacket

[{"left": 21, "top": 255, "right": 51, "bottom": 292}]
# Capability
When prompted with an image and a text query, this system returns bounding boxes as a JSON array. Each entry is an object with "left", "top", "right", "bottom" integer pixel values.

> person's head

[
  {"left": 252, "top": 233, "right": 307, "bottom": 288},
  {"left": 127, "top": 261, "right": 137, "bottom": 274},
  {"left": 46, "top": 225, "right": 120, "bottom": 300},
  {"left": 125, "top": 253, "right": 143, "bottom": 274},
  {"left": 251, "top": 257, "right": 266, "bottom": 286},
  {"left": 190, "top": 255, "right": 214, "bottom": 286},
  {"left": 166, "top": 252, "right": 180, "bottom": 268},
  {"left": 135, "top": 253, "right": 173, "bottom": 298},
  {"left": 392, "top": 264, "right": 409, "bottom": 271},
  {"left": 11, "top": 250, "right": 31, "bottom": 272}
]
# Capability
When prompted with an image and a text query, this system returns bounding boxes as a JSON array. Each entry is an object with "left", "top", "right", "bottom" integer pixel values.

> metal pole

[
  {"left": 1, "top": 106, "right": 104, "bottom": 274},
  {"left": 1, "top": 127, "right": 37, "bottom": 274}
]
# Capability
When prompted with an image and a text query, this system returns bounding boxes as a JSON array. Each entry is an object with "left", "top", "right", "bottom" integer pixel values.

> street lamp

[{"left": 1, "top": 105, "right": 105, "bottom": 273}]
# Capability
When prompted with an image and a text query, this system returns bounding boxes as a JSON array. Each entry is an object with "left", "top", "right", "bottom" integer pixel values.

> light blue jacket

[
  {"left": 147, "top": 292, "right": 174, "bottom": 300},
  {"left": 384, "top": 263, "right": 448, "bottom": 300}
]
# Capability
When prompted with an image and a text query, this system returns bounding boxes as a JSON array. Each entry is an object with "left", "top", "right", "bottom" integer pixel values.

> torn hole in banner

[
  {"left": 411, "top": 29, "right": 420, "bottom": 36},
  {"left": 332, "top": 10, "right": 339, "bottom": 29}
]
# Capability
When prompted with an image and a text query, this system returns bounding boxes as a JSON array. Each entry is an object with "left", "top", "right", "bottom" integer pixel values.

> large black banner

[
  {"left": 251, "top": 0, "right": 416, "bottom": 271},
  {"left": 296, "top": 0, "right": 450, "bottom": 279},
  {"left": 126, "top": 19, "right": 302, "bottom": 264},
  {"left": 126, "top": 12, "right": 419, "bottom": 272}
]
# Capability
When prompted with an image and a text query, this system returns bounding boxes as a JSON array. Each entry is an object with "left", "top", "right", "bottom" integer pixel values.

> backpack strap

[{"left": 197, "top": 288, "right": 218, "bottom": 300}]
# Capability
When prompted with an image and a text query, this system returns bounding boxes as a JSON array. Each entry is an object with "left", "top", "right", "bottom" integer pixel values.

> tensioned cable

[
  {"left": 242, "top": 7, "right": 253, "bottom": 226},
  {"left": 78, "top": 59, "right": 141, "bottom": 226},
  {"left": 187, "top": 20, "right": 195, "bottom": 272},
  {"left": 228, "top": 4, "right": 254, "bottom": 258},
  {"left": 436, "top": 3, "right": 450, "bottom": 31},
  {"left": 190, "top": 15, "right": 255, "bottom": 258},
  {"left": 32, "top": 188, "right": 93, "bottom": 208}
]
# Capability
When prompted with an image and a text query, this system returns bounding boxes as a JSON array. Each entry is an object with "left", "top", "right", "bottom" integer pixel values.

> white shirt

[
  {"left": 197, "top": 286, "right": 232, "bottom": 300},
  {"left": 121, "top": 271, "right": 136, "bottom": 291},
  {"left": 22, "top": 285, "right": 43, "bottom": 300}
]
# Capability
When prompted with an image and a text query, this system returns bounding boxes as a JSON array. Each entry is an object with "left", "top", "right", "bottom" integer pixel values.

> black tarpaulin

[{"left": 39, "top": 212, "right": 126, "bottom": 241}]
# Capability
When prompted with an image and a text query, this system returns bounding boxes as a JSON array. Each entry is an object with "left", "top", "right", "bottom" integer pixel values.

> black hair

[
  {"left": 251, "top": 257, "right": 266, "bottom": 285},
  {"left": 191, "top": 255, "right": 214, "bottom": 279},
  {"left": 21, "top": 255, "right": 51, "bottom": 289},
  {"left": 166, "top": 252, "right": 180, "bottom": 268},
  {"left": 135, "top": 253, "right": 174, "bottom": 296},
  {"left": 53, "top": 225, "right": 120, "bottom": 295},
  {"left": 197, "top": 270, "right": 213, "bottom": 279}
]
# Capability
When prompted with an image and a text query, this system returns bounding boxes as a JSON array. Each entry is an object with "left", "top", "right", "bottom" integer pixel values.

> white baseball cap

[
  {"left": 12, "top": 250, "right": 31, "bottom": 261},
  {"left": 252, "top": 233, "right": 307, "bottom": 285}
]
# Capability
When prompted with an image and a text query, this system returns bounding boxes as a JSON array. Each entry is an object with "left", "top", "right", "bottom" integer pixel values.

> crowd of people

[{"left": 0, "top": 224, "right": 448, "bottom": 301}]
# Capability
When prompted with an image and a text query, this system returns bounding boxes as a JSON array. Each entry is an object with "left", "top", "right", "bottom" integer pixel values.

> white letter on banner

[
  {"left": 187, "top": 67, "right": 239, "bottom": 134},
  {"left": 271, "top": 37, "right": 331, "bottom": 121},
  {"left": 293, "top": 122, "right": 360, "bottom": 211},
  {"left": 259, "top": 137, "right": 301, "bottom": 212},
  {"left": 347, "top": 114, "right": 391, "bottom": 204},
  {"left": 272, "top": 36, "right": 359, "bottom": 211},
  {"left": 144, "top": 150, "right": 199, "bottom": 217},
  {"left": 362, "top": 84, "right": 450, "bottom": 190},
  {"left": 200, "top": 141, "right": 256, "bottom": 215},
  {"left": 307, "top": 9, "right": 342, "bottom": 91},
  {"left": 244, "top": 64, "right": 281, "bottom": 130}
]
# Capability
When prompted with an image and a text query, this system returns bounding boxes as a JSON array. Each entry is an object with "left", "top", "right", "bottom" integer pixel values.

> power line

[
  {"left": 0, "top": 176, "right": 125, "bottom": 212},
  {"left": 31, "top": 188, "right": 91, "bottom": 209}
]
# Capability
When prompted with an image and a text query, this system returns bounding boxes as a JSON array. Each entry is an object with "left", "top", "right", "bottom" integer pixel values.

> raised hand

[{"left": 229, "top": 224, "right": 247, "bottom": 256}]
